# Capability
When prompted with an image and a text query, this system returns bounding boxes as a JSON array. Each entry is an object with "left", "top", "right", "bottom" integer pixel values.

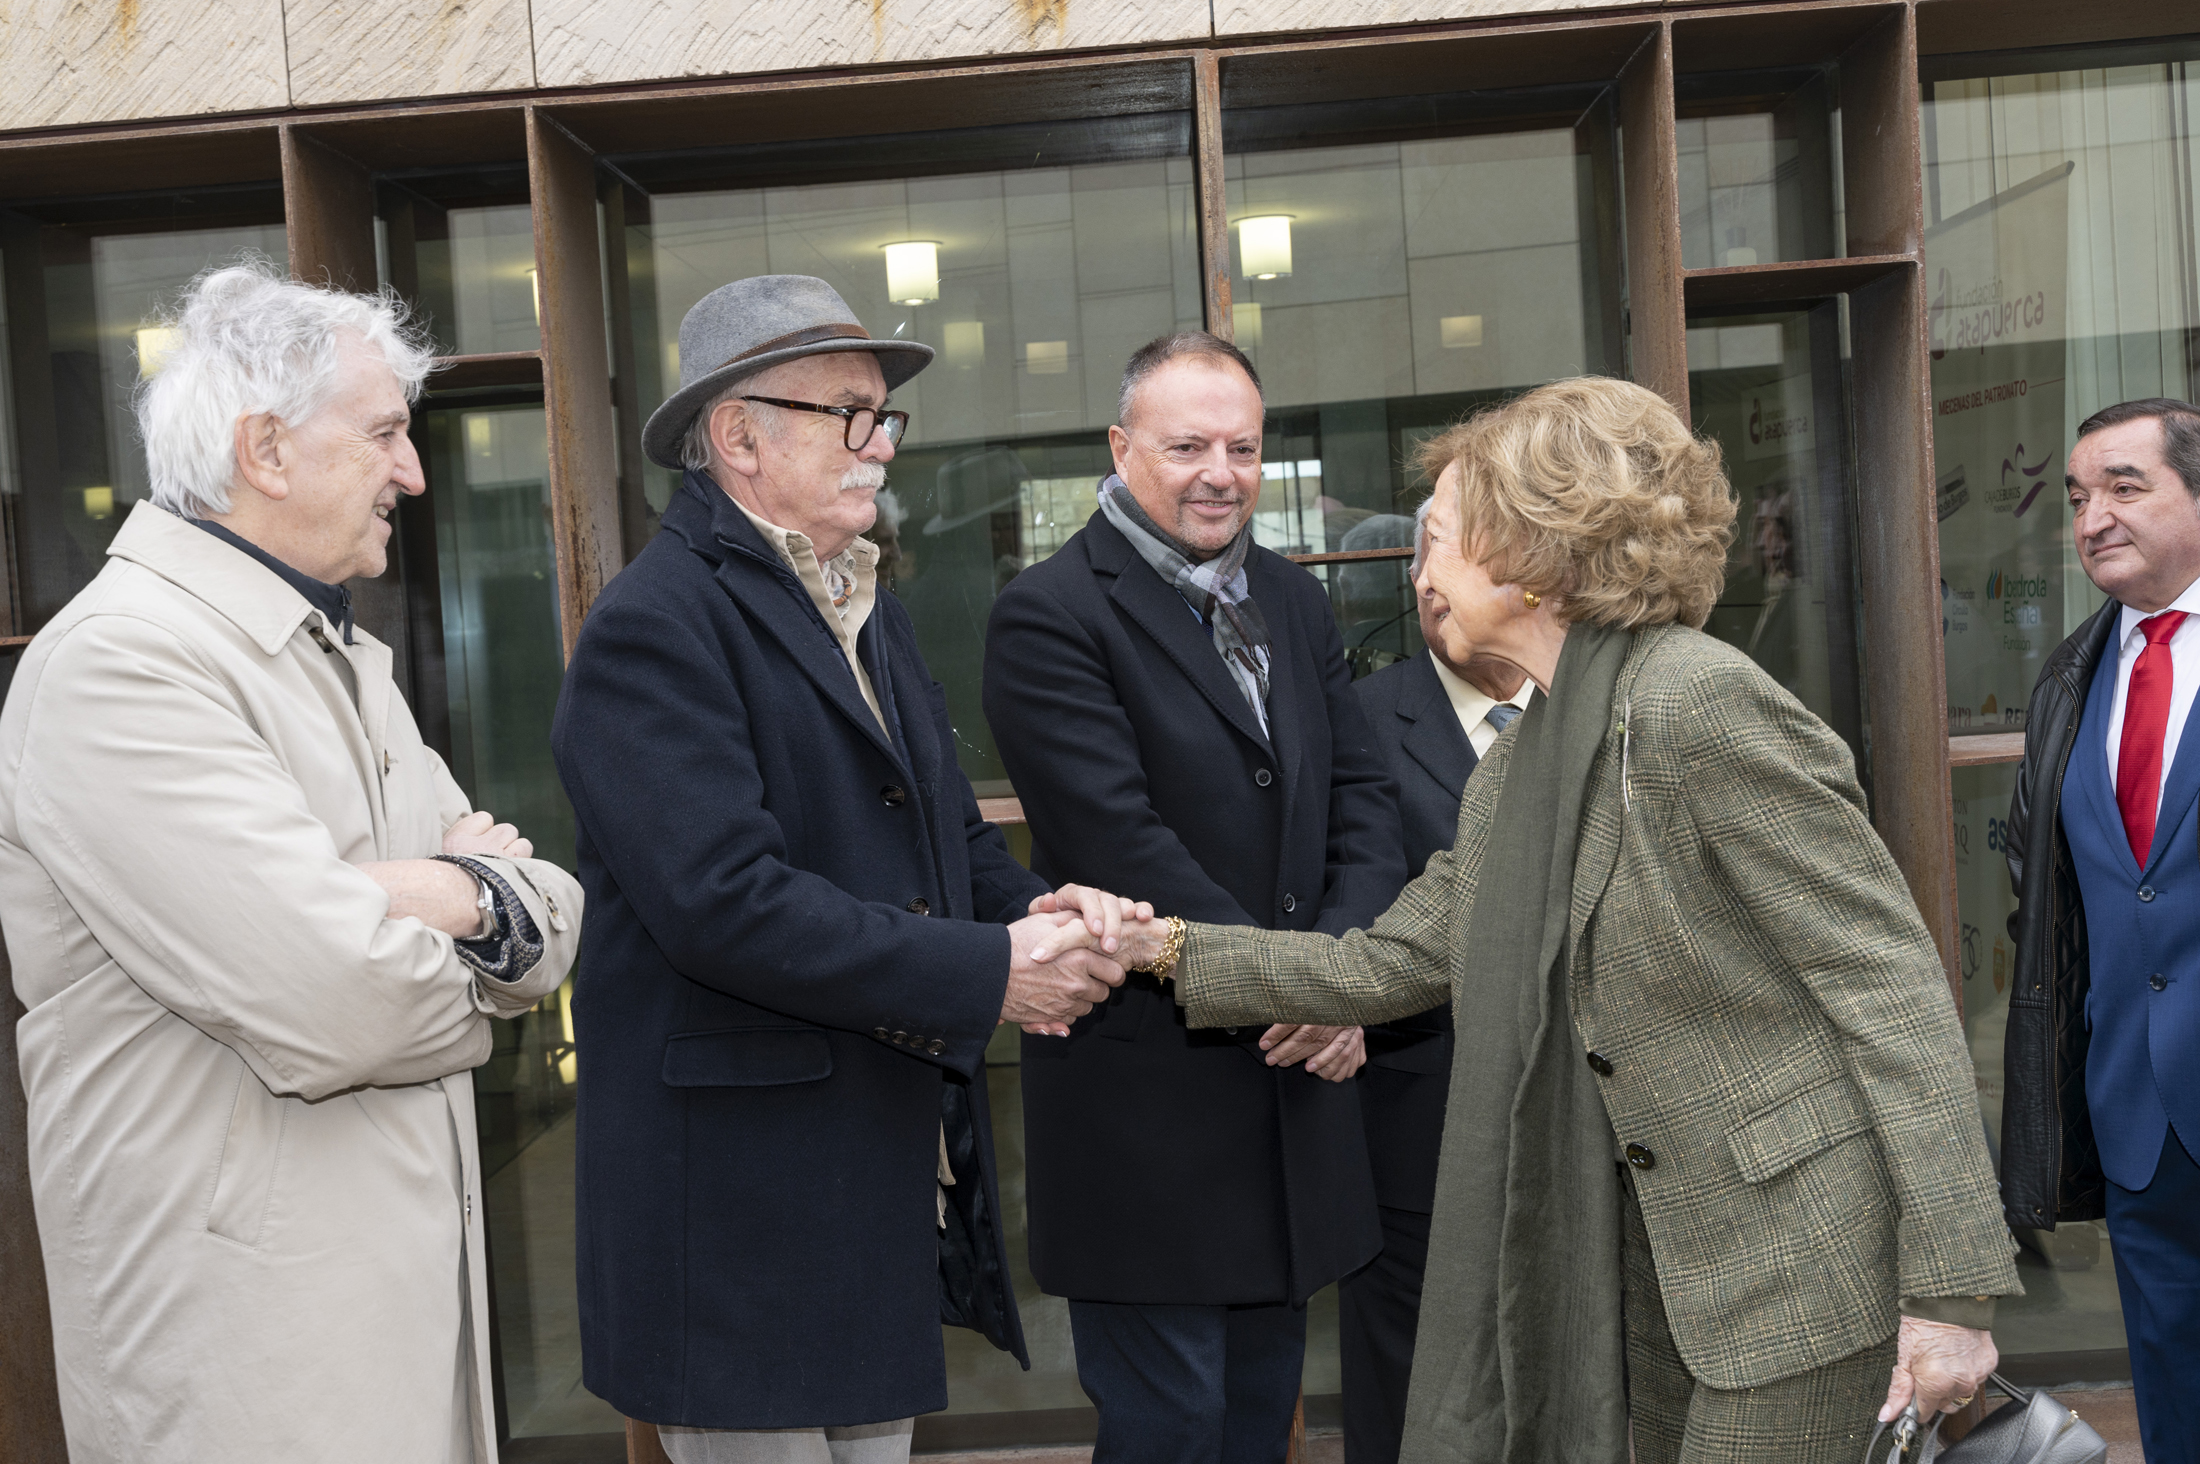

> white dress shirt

[
  {"left": 2103, "top": 576, "right": 2200, "bottom": 808},
  {"left": 1427, "top": 651, "right": 1533, "bottom": 759}
]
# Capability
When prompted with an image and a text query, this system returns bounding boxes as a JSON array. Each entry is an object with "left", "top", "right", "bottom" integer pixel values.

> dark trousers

[
  {"left": 1338, "top": 1206, "right": 1431, "bottom": 1464},
  {"left": 2106, "top": 1125, "right": 2200, "bottom": 1464},
  {"left": 1069, "top": 1299, "right": 1306, "bottom": 1464}
]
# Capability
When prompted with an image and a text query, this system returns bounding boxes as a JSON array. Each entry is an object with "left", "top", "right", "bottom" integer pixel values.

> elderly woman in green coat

[{"left": 1104, "top": 378, "right": 2019, "bottom": 1464}]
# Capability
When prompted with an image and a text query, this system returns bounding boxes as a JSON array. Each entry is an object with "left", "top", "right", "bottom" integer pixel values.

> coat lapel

[
  {"left": 1091, "top": 516, "right": 1273, "bottom": 754},
  {"left": 1249, "top": 551, "right": 1301, "bottom": 797},
  {"left": 2069, "top": 635, "right": 2139, "bottom": 877},
  {"left": 2146, "top": 660, "right": 2200, "bottom": 875},
  {"left": 1396, "top": 654, "right": 1476, "bottom": 799},
  {"left": 679, "top": 481, "right": 907, "bottom": 773}
]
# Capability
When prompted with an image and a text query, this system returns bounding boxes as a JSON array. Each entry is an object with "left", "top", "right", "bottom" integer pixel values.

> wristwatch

[{"left": 470, "top": 872, "right": 500, "bottom": 942}]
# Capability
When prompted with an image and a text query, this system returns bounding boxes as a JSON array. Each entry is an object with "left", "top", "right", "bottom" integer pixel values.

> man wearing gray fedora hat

[{"left": 552, "top": 275, "right": 1156, "bottom": 1462}]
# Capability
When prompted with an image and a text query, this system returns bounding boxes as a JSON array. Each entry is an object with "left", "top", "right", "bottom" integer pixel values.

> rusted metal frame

[
  {"left": 281, "top": 125, "right": 378, "bottom": 290},
  {"left": 1949, "top": 733, "right": 2026, "bottom": 767},
  {"left": 1288, "top": 546, "right": 1415, "bottom": 566},
  {"left": 1194, "top": 52, "right": 1233, "bottom": 340},
  {"left": 1914, "top": 0, "right": 2184, "bottom": 57},
  {"left": 429, "top": 351, "right": 546, "bottom": 391},
  {"left": 1839, "top": 6, "right": 1926, "bottom": 258},
  {"left": 1680, "top": 251, "right": 1911, "bottom": 308},
  {"left": 1617, "top": 22, "right": 1689, "bottom": 415},
  {"left": 525, "top": 107, "right": 624, "bottom": 664}
]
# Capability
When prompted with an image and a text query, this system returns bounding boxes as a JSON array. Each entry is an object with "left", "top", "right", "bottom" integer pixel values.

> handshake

[{"left": 999, "top": 886, "right": 1364, "bottom": 1081}]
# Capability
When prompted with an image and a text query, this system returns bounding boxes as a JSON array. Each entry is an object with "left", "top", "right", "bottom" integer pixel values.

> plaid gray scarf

[{"left": 1098, "top": 475, "right": 1272, "bottom": 727}]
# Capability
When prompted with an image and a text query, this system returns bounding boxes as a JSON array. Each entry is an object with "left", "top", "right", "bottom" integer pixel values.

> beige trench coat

[{"left": 0, "top": 503, "right": 583, "bottom": 1464}]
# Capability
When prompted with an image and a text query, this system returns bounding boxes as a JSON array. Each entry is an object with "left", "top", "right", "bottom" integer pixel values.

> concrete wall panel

[
  {"left": 531, "top": 0, "right": 1210, "bottom": 92},
  {"left": 0, "top": 0, "right": 288, "bottom": 131},
  {"left": 286, "top": 0, "right": 537, "bottom": 106}
]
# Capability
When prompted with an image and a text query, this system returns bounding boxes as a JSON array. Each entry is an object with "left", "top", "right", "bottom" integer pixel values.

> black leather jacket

[{"left": 2001, "top": 598, "right": 2119, "bottom": 1231}]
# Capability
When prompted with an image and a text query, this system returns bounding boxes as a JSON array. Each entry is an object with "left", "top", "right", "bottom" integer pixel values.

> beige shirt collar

[{"left": 730, "top": 497, "right": 886, "bottom": 733}]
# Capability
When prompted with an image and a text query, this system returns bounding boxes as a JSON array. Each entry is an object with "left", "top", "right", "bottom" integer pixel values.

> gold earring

[{"left": 1521, "top": 590, "right": 1542, "bottom": 609}]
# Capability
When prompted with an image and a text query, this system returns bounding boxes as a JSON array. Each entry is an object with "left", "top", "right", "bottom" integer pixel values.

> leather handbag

[{"left": 1865, "top": 1373, "right": 2108, "bottom": 1464}]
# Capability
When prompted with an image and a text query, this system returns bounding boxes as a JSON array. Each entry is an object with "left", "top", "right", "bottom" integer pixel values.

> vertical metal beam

[
  {"left": 1853, "top": 263, "right": 1960, "bottom": 999},
  {"left": 526, "top": 107, "right": 624, "bottom": 663},
  {"left": 0, "top": 945, "right": 68, "bottom": 1463},
  {"left": 1193, "top": 51, "right": 1233, "bottom": 341},
  {"left": 281, "top": 126, "right": 378, "bottom": 291},
  {"left": 1840, "top": 6, "right": 1925, "bottom": 260},
  {"left": 1843, "top": 3, "right": 1960, "bottom": 1000},
  {"left": 1618, "top": 23, "right": 1687, "bottom": 414},
  {"left": 282, "top": 124, "right": 415, "bottom": 688}
]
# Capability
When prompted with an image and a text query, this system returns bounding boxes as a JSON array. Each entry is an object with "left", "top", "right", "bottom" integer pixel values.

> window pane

[
  {"left": 377, "top": 171, "right": 540, "bottom": 358},
  {"left": 1687, "top": 306, "right": 1866, "bottom": 762},
  {"left": 1926, "top": 54, "right": 2200, "bottom": 1367},
  {"left": 1674, "top": 66, "right": 1844, "bottom": 269},
  {"left": 620, "top": 116, "right": 1201, "bottom": 802},
  {"left": 0, "top": 190, "right": 286, "bottom": 629}
]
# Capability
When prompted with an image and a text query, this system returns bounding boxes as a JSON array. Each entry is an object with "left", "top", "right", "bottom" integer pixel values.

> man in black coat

[
  {"left": 1341, "top": 496, "right": 1530, "bottom": 1464},
  {"left": 983, "top": 332, "right": 1406, "bottom": 1464},
  {"left": 551, "top": 276, "right": 1139, "bottom": 1464}
]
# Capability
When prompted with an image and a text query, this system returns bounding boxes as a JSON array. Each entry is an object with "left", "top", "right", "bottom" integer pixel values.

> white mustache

[{"left": 840, "top": 462, "right": 887, "bottom": 491}]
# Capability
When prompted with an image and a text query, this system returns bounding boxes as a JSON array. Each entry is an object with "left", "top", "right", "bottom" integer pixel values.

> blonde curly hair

[{"left": 1413, "top": 377, "right": 1736, "bottom": 630}]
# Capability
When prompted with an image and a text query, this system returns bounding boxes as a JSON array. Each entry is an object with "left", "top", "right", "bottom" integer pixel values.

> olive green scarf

[{"left": 1401, "top": 622, "right": 1633, "bottom": 1464}]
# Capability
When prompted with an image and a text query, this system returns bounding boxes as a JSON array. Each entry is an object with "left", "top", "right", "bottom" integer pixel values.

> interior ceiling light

[
  {"left": 1237, "top": 216, "right": 1294, "bottom": 280},
  {"left": 135, "top": 326, "right": 181, "bottom": 377},
  {"left": 883, "top": 241, "right": 941, "bottom": 306}
]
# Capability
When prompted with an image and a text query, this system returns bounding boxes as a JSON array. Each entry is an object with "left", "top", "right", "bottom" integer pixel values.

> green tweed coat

[{"left": 1176, "top": 624, "right": 2019, "bottom": 1391}]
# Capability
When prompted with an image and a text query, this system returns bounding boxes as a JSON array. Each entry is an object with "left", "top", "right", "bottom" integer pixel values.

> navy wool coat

[
  {"left": 1352, "top": 652, "right": 1477, "bottom": 1214},
  {"left": 982, "top": 510, "right": 1404, "bottom": 1305},
  {"left": 551, "top": 474, "right": 1045, "bottom": 1429}
]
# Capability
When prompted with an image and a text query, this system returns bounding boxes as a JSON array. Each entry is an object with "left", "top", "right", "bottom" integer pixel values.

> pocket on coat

[
  {"left": 206, "top": 1067, "right": 288, "bottom": 1247},
  {"left": 662, "top": 1027, "right": 834, "bottom": 1087},
  {"left": 1726, "top": 1073, "right": 1874, "bottom": 1184}
]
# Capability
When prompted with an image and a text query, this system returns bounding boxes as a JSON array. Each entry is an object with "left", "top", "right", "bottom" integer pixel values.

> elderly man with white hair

[{"left": 0, "top": 260, "right": 584, "bottom": 1464}]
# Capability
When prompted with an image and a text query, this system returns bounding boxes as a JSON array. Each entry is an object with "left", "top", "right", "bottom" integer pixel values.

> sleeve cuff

[
  {"left": 1899, "top": 1294, "right": 1997, "bottom": 1330},
  {"left": 436, "top": 855, "right": 545, "bottom": 983}
]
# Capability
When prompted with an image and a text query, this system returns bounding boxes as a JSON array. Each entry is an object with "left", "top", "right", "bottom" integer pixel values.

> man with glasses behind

[{"left": 553, "top": 275, "right": 1147, "bottom": 1464}]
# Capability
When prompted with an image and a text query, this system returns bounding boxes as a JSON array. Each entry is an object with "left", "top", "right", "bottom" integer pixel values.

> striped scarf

[{"left": 1098, "top": 475, "right": 1272, "bottom": 727}]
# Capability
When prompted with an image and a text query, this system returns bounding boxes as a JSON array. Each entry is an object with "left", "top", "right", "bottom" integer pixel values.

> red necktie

[{"left": 2117, "top": 610, "right": 2189, "bottom": 865}]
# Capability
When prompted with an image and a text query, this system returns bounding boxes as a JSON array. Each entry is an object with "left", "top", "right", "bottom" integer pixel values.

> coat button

[
  {"left": 2151, "top": 973, "right": 2168, "bottom": 991},
  {"left": 1587, "top": 1051, "right": 1614, "bottom": 1076},
  {"left": 1282, "top": 893, "right": 1297, "bottom": 913},
  {"left": 1255, "top": 768, "right": 1273, "bottom": 787},
  {"left": 906, "top": 897, "right": 930, "bottom": 916},
  {"left": 892, "top": 1031, "right": 909, "bottom": 1045},
  {"left": 927, "top": 1039, "right": 945, "bottom": 1055},
  {"left": 873, "top": 1027, "right": 889, "bottom": 1040},
  {"left": 2139, "top": 886, "right": 2156, "bottom": 902},
  {"left": 1625, "top": 1143, "right": 1656, "bottom": 1170},
  {"left": 881, "top": 784, "right": 907, "bottom": 807}
]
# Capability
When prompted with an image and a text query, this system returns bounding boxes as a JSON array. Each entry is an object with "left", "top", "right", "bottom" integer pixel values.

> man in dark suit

[
  {"left": 2005, "top": 398, "right": 2200, "bottom": 1463},
  {"left": 551, "top": 276, "right": 1140, "bottom": 1464},
  {"left": 1342, "top": 496, "right": 1530, "bottom": 1464},
  {"left": 983, "top": 332, "right": 1406, "bottom": 1464}
]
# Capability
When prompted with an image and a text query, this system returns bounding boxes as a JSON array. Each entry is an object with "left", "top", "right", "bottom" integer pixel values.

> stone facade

[{"left": 0, "top": 0, "right": 1616, "bottom": 133}]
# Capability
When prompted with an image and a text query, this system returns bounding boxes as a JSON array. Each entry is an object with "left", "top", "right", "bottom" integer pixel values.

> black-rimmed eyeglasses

[{"left": 742, "top": 396, "right": 910, "bottom": 451}]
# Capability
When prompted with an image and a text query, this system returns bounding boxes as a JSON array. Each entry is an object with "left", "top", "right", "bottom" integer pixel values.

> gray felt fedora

[{"left": 641, "top": 274, "right": 934, "bottom": 469}]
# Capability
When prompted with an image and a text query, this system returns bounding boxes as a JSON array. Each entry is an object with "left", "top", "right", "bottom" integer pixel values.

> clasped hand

[
  {"left": 1881, "top": 1315, "right": 1998, "bottom": 1423},
  {"left": 360, "top": 810, "right": 533, "bottom": 939},
  {"left": 1003, "top": 885, "right": 1157, "bottom": 1037}
]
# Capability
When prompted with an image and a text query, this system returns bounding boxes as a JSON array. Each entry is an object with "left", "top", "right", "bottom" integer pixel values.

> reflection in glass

[
  {"left": 1687, "top": 307, "right": 1864, "bottom": 761},
  {"left": 418, "top": 402, "right": 601, "bottom": 1438},
  {"left": 378, "top": 173, "right": 540, "bottom": 358},
  {"left": 1925, "top": 54, "right": 2200, "bottom": 1368},
  {"left": 1675, "top": 67, "right": 1842, "bottom": 269},
  {"left": 0, "top": 191, "right": 285, "bottom": 629},
  {"left": 1949, "top": 764, "right": 2129, "bottom": 1355},
  {"left": 616, "top": 118, "right": 1202, "bottom": 801}
]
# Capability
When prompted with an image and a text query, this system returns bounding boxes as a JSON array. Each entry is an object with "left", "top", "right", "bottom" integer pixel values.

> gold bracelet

[{"left": 1133, "top": 916, "right": 1188, "bottom": 979}]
